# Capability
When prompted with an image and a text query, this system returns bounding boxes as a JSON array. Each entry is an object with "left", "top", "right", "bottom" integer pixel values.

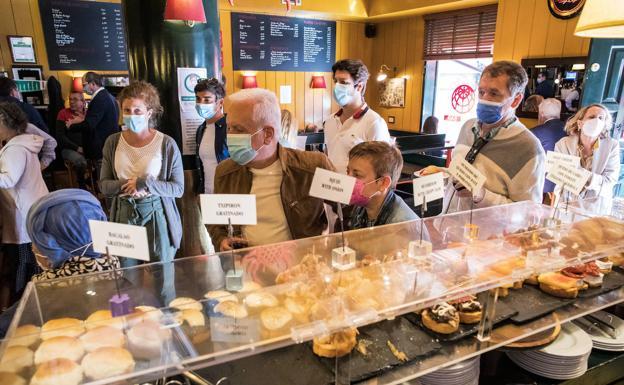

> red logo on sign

[{"left": 451, "top": 85, "right": 476, "bottom": 114}]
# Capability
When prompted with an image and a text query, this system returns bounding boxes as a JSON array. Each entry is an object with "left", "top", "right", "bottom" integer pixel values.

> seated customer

[
  {"left": 57, "top": 91, "right": 88, "bottom": 188},
  {"left": 531, "top": 98, "right": 566, "bottom": 195},
  {"left": 208, "top": 88, "right": 335, "bottom": 251},
  {"left": 346, "top": 141, "right": 418, "bottom": 229}
]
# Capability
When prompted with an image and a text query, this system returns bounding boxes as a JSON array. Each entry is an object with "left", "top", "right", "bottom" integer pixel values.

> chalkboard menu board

[
  {"left": 39, "top": 0, "right": 128, "bottom": 71},
  {"left": 231, "top": 12, "right": 336, "bottom": 72}
]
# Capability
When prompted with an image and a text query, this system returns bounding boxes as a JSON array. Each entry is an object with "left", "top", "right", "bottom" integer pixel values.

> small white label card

[
  {"left": 210, "top": 317, "right": 260, "bottom": 343},
  {"left": 413, "top": 173, "right": 444, "bottom": 204},
  {"left": 201, "top": 194, "right": 257, "bottom": 225},
  {"left": 448, "top": 158, "right": 486, "bottom": 193},
  {"left": 546, "top": 161, "right": 591, "bottom": 196},
  {"left": 89, "top": 220, "right": 149, "bottom": 261},
  {"left": 546, "top": 151, "right": 580, "bottom": 173},
  {"left": 309, "top": 168, "right": 357, "bottom": 205}
]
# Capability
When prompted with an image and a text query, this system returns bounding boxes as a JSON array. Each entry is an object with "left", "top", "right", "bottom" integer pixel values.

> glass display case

[{"left": 1, "top": 201, "right": 623, "bottom": 385}]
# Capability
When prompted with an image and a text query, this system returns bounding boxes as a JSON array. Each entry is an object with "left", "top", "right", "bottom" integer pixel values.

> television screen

[{"left": 565, "top": 71, "right": 577, "bottom": 80}]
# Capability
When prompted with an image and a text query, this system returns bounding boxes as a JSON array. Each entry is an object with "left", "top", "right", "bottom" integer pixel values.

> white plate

[
  {"left": 509, "top": 355, "right": 587, "bottom": 380},
  {"left": 539, "top": 323, "right": 593, "bottom": 357},
  {"left": 509, "top": 354, "right": 587, "bottom": 374},
  {"left": 583, "top": 312, "right": 624, "bottom": 348}
]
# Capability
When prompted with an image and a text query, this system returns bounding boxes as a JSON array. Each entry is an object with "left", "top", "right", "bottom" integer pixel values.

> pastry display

[
  {"left": 0, "top": 372, "right": 27, "bottom": 385},
  {"left": 312, "top": 328, "right": 358, "bottom": 358},
  {"left": 275, "top": 254, "right": 331, "bottom": 284},
  {"left": 134, "top": 306, "right": 164, "bottom": 324},
  {"left": 175, "top": 309, "right": 210, "bottom": 344},
  {"left": 260, "top": 307, "right": 293, "bottom": 339},
  {"left": 6, "top": 324, "right": 40, "bottom": 348},
  {"left": 34, "top": 336, "right": 84, "bottom": 365},
  {"left": 204, "top": 290, "right": 239, "bottom": 303},
  {"left": 168, "top": 297, "right": 203, "bottom": 311},
  {"left": 284, "top": 296, "right": 313, "bottom": 324},
  {"left": 0, "top": 346, "right": 33, "bottom": 374},
  {"left": 79, "top": 326, "right": 126, "bottom": 352},
  {"left": 29, "top": 358, "right": 83, "bottom": 385},
  {"left": 451, "top": 297, "right": 483, "bottom": 324},
  {"left": 40, "top": 318, "right": 84, "bottom": 340},
  {"left": 85, "top": 310, "right": 125, "bottom": 330},
  {"left": 538, "top": 272, "right": 584, "bottom": 299},
  {"left": 244, "top": 292, "right": 279, "bottom": 312},
  {"left": 422, "top": 303, "right": 460, "bottom": 334},
  {"left": 214, "top": 301, "right": 249, "bottom": 319},
  {"left": 81, "top": 347, "right": 135, "bottom": 380},
  {"left": 127, "top": 320, "right": 172, "bottom": 360}
]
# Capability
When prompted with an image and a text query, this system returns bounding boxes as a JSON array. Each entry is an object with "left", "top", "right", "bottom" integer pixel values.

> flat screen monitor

[{"left": 565, "top": 71, "right": 577, "bottom": 80}]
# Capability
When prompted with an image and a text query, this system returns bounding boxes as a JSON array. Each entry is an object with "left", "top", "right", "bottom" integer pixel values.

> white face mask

[{"left": 581, "top": 118, "right": 604, "bottom": 138}]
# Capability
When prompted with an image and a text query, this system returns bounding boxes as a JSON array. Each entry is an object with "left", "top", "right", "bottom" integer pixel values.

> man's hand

[
  {"left": 220, "top": 237, "right": 248, "bottom": 251},
  {"left": 121, "top": 177, "right": 138, "bottom": 195}
]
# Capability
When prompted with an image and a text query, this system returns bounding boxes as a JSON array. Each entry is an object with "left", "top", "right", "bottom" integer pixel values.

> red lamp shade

[
  {"left": 164, "top": 0, "right": 207, "bottom": 23},
  {"left": 72, "top": 77, "right": 83, "bottom": 93},
  {"left": 310, "top": 75, "right": 326, "bottom": 89},
  {"left": 242, "top": 75, "right": 258, "bottom": 89}
]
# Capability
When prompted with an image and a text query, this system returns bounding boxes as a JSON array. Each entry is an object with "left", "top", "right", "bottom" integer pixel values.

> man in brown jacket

[{"left": 208, "top": 88, "right": 335, "bottom": 252}]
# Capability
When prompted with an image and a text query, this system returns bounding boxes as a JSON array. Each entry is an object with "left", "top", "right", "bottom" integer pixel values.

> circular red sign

[{"left": 451, "top": 84, "right": 476, "bottom": 114}]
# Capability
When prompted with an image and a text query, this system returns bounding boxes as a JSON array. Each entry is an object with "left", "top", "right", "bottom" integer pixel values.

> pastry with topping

[
  {"left": 421, "top": 302, "right": 460, "bottom": 334},
  {"left": 451, "top": 296, "right": 483, "bottom": 324}
]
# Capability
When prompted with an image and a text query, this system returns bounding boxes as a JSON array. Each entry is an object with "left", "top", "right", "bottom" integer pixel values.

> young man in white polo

[{"left": 324, "top": 59, "right": 391, "bottom": 174}]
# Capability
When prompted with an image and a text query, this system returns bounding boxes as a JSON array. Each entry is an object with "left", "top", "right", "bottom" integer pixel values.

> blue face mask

[
  {"left": 196, "top": 103, "right": 217, "bottom": 120},
  {"left": 476, "top": 99, "right": 506, "bottom": 124},
  {"left": 227, "top": 129, "right": 264, "bottom": 165},
  {"left": 333, "top": 83, "right": 355, "bottom": 107},
  {"left": 123, "top": 114, "right": 149, "bottom": 133}
]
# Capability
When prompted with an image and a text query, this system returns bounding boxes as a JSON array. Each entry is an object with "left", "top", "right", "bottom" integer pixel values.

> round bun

[
  {"left": 204, "top": 290, "right": 239, "bottom": 303},
  {"left": 41, "top": 318, "right": 84, "bottom": 340},
  {"left": 214, "top": 301, "right": 248, "bottom": 319},
  {"left": 81, "top": 347, "right": 135, "bottom": 380},
  {"left": 169, "top": 297, "right": 202, "bottom": 311},
  {"left": 0, "top": 372, "right": 27, "bottom": 385},
  {"left": 176, "top": 309, "right": 206, "bottom": 328},
  {"left": 85, "top": 310, "right": 124, "bottom": 330},
  {"left": 34, "top": 336, "right": 84, "bottom": 365},
  {"left": 6, "top": 324, "right": 40, "bottom": 348},
  {"left": 459, "top": 311, "right": 481, "bottom": 324},
  {"left": 30, "top": 358, "right": 83, "bottom": 385},
  {"left": 80, "top": 326, "right": 125, "bottom": 352},
  {"left": 133, "top": 306, "right": 163, "bottom": 324},
  {"left": 422, "top": 309, "right": 459, "bottom": 334},
  {"left": 245, "top": 292, "right": 279, "bottom": 311},
  {"left": 260, "top": 307, "right": 292, "bottom": 338},
  {"left": 0, "top": 346, "right": 33, "bottom": 373},
  {"left": 127, "top": 320, "right": 171, "bottom": 360},
  {"left": 313, "top": 328, "right": 358, "bottom": 358},
  {"left": 239, "top": 281, "right": 262, "bottom": 293},
  {"left": 539, "top": 283, "right": 579, "bottom": 298}
]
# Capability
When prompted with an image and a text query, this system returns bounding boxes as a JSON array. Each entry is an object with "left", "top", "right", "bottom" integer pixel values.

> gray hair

[
  {"left": 539, "top": 98, "right": 561, "bottom": 120},
  {"left": 481, "top": 60, "right": 528, "bottom": 97},
  {"left": 227, "top": 88, "right": 282, "bottom": 136}
]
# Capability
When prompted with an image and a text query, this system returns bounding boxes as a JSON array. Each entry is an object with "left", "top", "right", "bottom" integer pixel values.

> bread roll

[
  {"left": 538, "top": 272, "right": 582, "bottom": 299},
  {"left": 239, "top": 281, "right": 262, "bottom": 293},
  {"left": 260, "top": 307, "right": 292, "bottom": 338},
  {"left": 30, "top": 358, "right": 83, "bottom": 385},
  {"left": 176, "top": 309, "right": 205, "bottom": 328},
  {"left": 214, "top": 301, "right": 248, "bottom": 319},
  {"left": 127, "top": 320, "right": 171, "bottom": 360},
  {"left": 204, "top": 290, "right": 239, "bottom": 303},
  {"left": 134, "top": 306, "right": 163, "bottom": 324},
  {"left": 169, "top": 297, "right": 202, "bottom": 311},
  {"left": 85, "top": 310, "right": 125, "bottom": 330},
  {"left": 0, "top": 372, "right": 27, "bottom": 385},
  {"left": 0, "top": 346, "right": 33, "bottom": 373},
  {"left": 245, "top": 292, "right": 279, "bottom": 312},
  {"left": 81, "top": 347, "right": 135, "bottom": 380},
  {"left": 80, "top": 326, "right": 125, "bottom": 352},
  {"left": 312, "top": 328, "right": 357, "bottom": 358},
  {"left": 6, "top": 324, "right": 40, "bottom": 348},
  {"left": 41, "top": 318, "right": 84, "bottom": 340},
  {"left": 34, "top": 336, "right": 84, "bottom": 365}
]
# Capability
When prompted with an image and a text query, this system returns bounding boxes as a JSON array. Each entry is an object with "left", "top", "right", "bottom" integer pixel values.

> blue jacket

[
  {"left": 0, "top": 95, "right": 48, "bottom": 132},
  {"left": 69, "top": 88, "right": 119, "bottom": 160},
  {"left": 195, "top": 114, "right": 229, "bottom": 193},
  {"left": 531, "top": 119, "right": 567, "bottom": 193}
]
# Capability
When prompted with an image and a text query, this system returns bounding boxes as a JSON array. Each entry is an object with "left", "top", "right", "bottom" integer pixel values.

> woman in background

[{"left": 280, "top": 109, "right": 299, "bottom": 148}]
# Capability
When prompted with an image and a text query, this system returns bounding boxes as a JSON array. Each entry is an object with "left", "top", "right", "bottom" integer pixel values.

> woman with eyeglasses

[
  {"left": 0, "top": 102, "right": 48, "bottom": 305},
  {"left": 99, "top": 81, "right": 183, "bottom": 305}
]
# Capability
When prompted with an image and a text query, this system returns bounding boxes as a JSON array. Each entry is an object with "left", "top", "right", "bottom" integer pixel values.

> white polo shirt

[{"left": 324, "top": 105, "right": 391, "bottom": 174}]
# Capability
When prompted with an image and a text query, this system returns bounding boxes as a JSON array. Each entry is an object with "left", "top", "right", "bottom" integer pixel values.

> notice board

[
  {"left": 231, "top": 12, "right": 336, "bottom": 72},
  {"left": 39, "top": 0, "right": 128, "bottom": 71}
]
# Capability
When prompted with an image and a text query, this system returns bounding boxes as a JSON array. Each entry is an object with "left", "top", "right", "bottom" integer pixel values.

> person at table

[
  {"left": 435, "top": 61, "right": 545, "bottom": 213},
  {"left": 0, "top": 77, "right": 48, "bottom": 132},
  {"left": 531, "top": 98, "right": 566, "bottom": 196},
  {"left": 57, "top": 91, "right": 88, "bottom": 188},
  {"left": 0, "top": 102, "right": 48, "bottom": 305},
  {"left": 324, "top": 59, "right": 391, "bottom": 174},
  {"left": 99, "top": 81, "right": 183, "bottom": 304},
  {"left": 194, "top": 78, "right": 229, "bottom": 194},
  {"left": 207, "top": 88, "right": 335, "bottom": 252},
  {"left": 346, "top": 141, "right": 418, "bottom": 229},
  {"left": 554, "top": 103, "right": 620, "bottom": 200}
]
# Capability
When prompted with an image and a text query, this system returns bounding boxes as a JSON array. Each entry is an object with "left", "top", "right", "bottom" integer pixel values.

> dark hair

[
  {"left": 481, "top": 61, "right": 528, "bottom": 96},
  {"left": 349, "top": 141, "right": 403, "bottom": 187},
  {"left": 83, "top": 71, "right": 103, "bottom": 87},
  {"left": 422, "top": 116, "right": 439, "bottom": 134},
  {"left": 332, "top": 59, "right": 370, "bottom": 93},
  {"left": 0, "top": 77, "right": 18, "bottom": 97},
  {"left": 0, "top": 102, "right": 29, "bottom": 134},
  {"left": 194, "top": 78, "right": 226, "bottom": 99},
  {"left": 539, "top": 71, "right": 548, "bottom": 78},
  {"left": 117, "top": 81, "right": 163, "bottom": 127}
]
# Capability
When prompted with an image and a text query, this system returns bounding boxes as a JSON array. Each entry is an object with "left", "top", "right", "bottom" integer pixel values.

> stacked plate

[
  {"left": 507, "top": 323, "right": 592, "bottom": 380},
  {"left": 419, "top": 356, "right": 480, "bottom": 385},
  {"left": 579, "top": 311, "right": 624, "bottom": 351}
]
